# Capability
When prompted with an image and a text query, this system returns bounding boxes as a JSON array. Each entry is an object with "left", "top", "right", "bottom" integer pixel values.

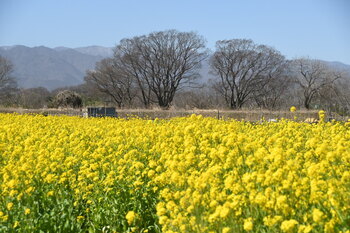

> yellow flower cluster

[
  {"left": 126, "top": 211, "right": 137, "bottom": 225},
  {"left": 318, "top": 110, "right": 326, "bottom": 122},
  {"left": 0, "top": 113, "right": 349, "bottom": 232}
]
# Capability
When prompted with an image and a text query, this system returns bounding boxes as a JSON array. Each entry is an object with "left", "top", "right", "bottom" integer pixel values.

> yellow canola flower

[
  {"left": 298, "top": 225, "right": 313, "bottom": 233},
  {"left": 13, "top": 221, "right": 20, "bottom": 228},
  {"left": 281, "top": 219, "right": 298, "bottom": 233},
  {"left": 126, "top": 211, "right": 136, "bottom": 225},
  {"left": 47, "top": 190, "right": 54, "bottom": 197},
  {"left": 7, "top": 202, "right": 14, "bottom": 211},
  {"left": 24, "top": 208, "right": 31, "bottom": 215},
  {"left": 263, "top": 215, "right": 283, "bottom": 227},
  {"left": 1, "top": 215, "right": 9, "bottom": 222},
  {"left": 243, "top": 218, "right": 253, "bottom": 231},
  {"left": 318, "top": 110, "right": 326, "bottom": 122},
  {"left": 312, "top": 208, "right": 324, "bottom": 223}
]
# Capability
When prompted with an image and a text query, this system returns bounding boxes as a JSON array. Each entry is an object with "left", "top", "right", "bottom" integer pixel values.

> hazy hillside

[
  {"left": 0, "top": 45, "right": 113, "bottom": 90},
  {"left": 55, "top": 49, "right": 104, "bottom": 75},
  {"left": 74, "top": 46, "right": 114, "bottom": 57},
  {"left": 0, "top": 45, "right": 349, "bottom": 90},
  {"left": 329, "top": 61, "right": 350, "bottom": 74}
]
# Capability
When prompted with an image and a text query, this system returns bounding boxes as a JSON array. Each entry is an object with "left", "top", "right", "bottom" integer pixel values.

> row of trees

[
  {"left": 85, "top": 30, "right": 349, "bottom": 111},
  {"left": 1, "top": 30, "right": 349, "bottom": 113}
]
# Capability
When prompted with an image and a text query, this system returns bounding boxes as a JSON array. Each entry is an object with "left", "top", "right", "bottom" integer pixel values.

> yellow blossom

[
  {"left": 126, "top": 211, "right": 136, "bottom": 225},
  {"left": 281, "top": 219, "right": 298, "bottom": 232},
  {"left": 13, "top": 221, "right": 20, "bottom": 228},
  {"left": 24, "top": 208, "right": 31, "bottom": 215},
  {"left": 312, "top": 208, "right": 324, "bottom": 223},
  {"left": 244, "top": 218, "right": 253, "bottom": 231},
  {"left": 7, "top": 202, "right": 14, "bottom": 211},
  {"left": 47, "top": 190, "right": 54, "bottom": 196}
]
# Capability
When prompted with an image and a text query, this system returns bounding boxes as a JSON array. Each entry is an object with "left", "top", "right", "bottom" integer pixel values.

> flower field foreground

[{"left": 0, "top": 114, "right": 349, "bottom": 233}]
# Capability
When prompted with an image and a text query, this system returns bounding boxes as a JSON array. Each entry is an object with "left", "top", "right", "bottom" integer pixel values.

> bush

[{"left": 52, "top": 90, "right": 82, "bottom": 108}]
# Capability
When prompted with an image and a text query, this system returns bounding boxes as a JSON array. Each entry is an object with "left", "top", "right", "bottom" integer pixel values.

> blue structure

[{"left": 86, "top": 107, "right": 117, "bottom": 117}]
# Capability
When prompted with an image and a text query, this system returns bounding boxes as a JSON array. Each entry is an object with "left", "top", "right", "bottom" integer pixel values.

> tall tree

[
  {"left": 252, "top": 61, "right": 292, "bottom": 109},
  {"left": 114, "top": 30, "right": 207, "bottom": 109},
  {"left": 0, "top": 56, "right": 18, "bottom": 106},
  {"left": 210, "top": 39, "right": 286, "bottom": 109},
  {"left": 85, "top": 58, "right": 136, "bottom": 108},
  {"left": 0, "top": 56, "right": 16, "bottom": 89},
  {"left": 292, "top": 58, "right": 342, "bottom": 109}
]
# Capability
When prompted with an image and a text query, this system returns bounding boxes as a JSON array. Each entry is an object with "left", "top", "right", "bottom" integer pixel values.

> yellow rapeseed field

[{"left": 0, "top": 113, "right": 349, "bottom": 232}]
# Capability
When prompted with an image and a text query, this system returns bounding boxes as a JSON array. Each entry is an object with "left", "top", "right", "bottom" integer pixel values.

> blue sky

[{"left": 1, "top": 0, "right": 349, "bottom": 64}]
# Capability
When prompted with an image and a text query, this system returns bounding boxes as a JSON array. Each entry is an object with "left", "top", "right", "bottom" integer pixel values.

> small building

[{"left": 84, "top": 107, "right": 117, "bottom": 118}]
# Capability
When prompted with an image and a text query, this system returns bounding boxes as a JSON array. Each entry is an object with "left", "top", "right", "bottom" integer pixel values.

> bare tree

[
  {"left": 114, "top": 30, "right": 207, "bottom": 109},
  {"left": 19, "top": 87, "right": 51, "bottom": 108},
  {"left": 292, "top": 58, "right": 342, "bottom": 109},
  {"left": 252, "top": 61, "right": 293, "bottom": 109},
  {"left": 210, "top": 39, "right": 287, "bottom": 109},
  {"left": 113, "top": 39, "right": 153, "bottom": 108},
  {"left": 0, "top": 56, "right": 18, "bottom": 106},
  {"left": 85, "top": 58, "right": 136, "bottom": 108},
  {"left": 315, "top": 74, "right": 350, "bottom": 114},
  {"left": 0, "top": 56, "right": 14, "bottom": 88},
  {"left": 173, "top": 84, "right": 221, "bottom": 109}
]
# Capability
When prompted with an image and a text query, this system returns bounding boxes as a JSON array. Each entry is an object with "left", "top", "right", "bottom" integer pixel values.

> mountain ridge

[
  {"left": 0, "top": 45, "right": 349, "bottom": 90},
  {"left": 0, "top": 45, "right": 113, "bottom": 90}
]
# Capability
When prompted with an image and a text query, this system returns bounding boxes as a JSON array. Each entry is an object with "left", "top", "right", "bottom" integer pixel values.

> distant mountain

[
  {"left": 328, "top": 61, "right": 350, "bottom": 74},
  {"left": 0, "top": 45, "right": 349, "bottom": 90},
  {"left": 0, "top": 45, "right": 113, "bottom": 90},
  {"left": 198, "top": 58, "right": 215, "bottom": 84},
  {"left": 74, "top": 46, "right": 114, "bottom": 57},
  {"left": 55, "top": 48, "right": 104, "bottom": 76},
  {"left": 53, "top": 46, "right": 71, "bottom": 52}
]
